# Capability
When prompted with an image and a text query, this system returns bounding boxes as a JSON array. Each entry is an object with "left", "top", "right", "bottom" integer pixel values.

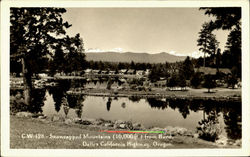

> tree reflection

[
  {"left": 146, "top": 98, "right": 168, "bottom": 110},
  {"left": 196, "top": 110, "right": 221, "bottom": 142},
  {"left": 178, "top": 104, "right": 190, "bottom": 119},
  {"left": 128, "top": 95, "right": 141, "bottom": 103},
  {"left": 121, "top": 102, "right": 126, "bottom": 108},
  {"left": 106, "top": 97, "right": 112, "bottom": 111},
  {"left": 168, "top": 99, "right": 190, "bottom": 118},
  {"left": 67, "top": 94, "right": 85, "bottom": 118},
  {"left": 48, "top": 80, "right": 71, "bottom": 112},
  {"left": 62, "top": 96, "right": 69, "bottom": 117},
  {"left": 223, "top": 108, "right": 242, "bottom": 140},
  {"left": 29, "top": 88, "right": 46, "bottom": 113}
]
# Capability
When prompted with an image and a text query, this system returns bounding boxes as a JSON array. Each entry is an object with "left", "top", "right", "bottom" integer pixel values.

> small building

[
  {"left": 144, "top": 69, "right": 151, "bottom": 76},
  {"left": 101, "top": 70, "right": 107, "bottom": 74},
  {"left": 92, "top": 70, "right": 99, "bottom": 74},
  {"left": 127, "top": 69, "right": 134, "bottom": 75},
  {"left": 119, "top": 69, "right": 127, "bottom": 74},
  {"left": 84, "top": 69, "right": 92, "bottom": 74},
  {"left": 109, "top": 71, "right": 116, "bottom": 75},
  {"left": 136, "top": 70, "right": 144, "bottom": 76},
  {"left": 38, "top": 73, "right": 48, "bottom": 78}
]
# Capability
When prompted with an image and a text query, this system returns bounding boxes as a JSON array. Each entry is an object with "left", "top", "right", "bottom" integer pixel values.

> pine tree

[
  {"left": 10, "top": 8, "right": 84, "bottom": 105},
  {"left": 197, "top": 22, "right": 219, "bottom": 67}
]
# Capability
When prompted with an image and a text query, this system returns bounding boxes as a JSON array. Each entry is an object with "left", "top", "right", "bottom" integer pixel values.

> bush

[
  {"left": 227, "top": 74, "right": 238, "bottom": 89},
  {"left": 203, "top": 74, "right": 216, "bottom": 92},
  {"left": 167, "top": 74, "right": 178, "bottom": 88},
  {"left": 10, "top": 93, "right": 28, "bottom": 114},
  {"left": 190, "top": 72, "right": 203, "bottom": 88},
  {"left": 196, "top": 112, "right": 222, "bottom": 142}
]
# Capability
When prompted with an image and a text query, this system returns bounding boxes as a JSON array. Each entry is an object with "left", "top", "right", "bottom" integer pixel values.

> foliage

[
  {"left": 149, "top": 63, "right": 170, "bottom": 82},
  {"left": 203, "top": 74, "right": 216, "bottom": 92},
  {"left": 179, "top": 56, "right": 194, "bottom": 80},
  {"left": 10, "top": 8, "right": 72, "bottom": 74},
  {"left": 148, "top": 66, "right": 161, "bottom": 82},
  {"left": 10, "top": 8, "right": 84, "bottom": 105},
  {"left": 10, "top": 93, "right": 28, "bottom": 114},
  {"left": 106, "top": 78, "right": 113, "bottom": 90},
  {"left": 178, "top": 74, "right": 186, "bottom": 89},
  {"left": 197, "top": 22, "right": 219, "bottom": 67},
  {"left": 129, "top": 78, "right": 144, "bottom": 86},
  {"left": 225, "top": 26, "right": 241, "bottom": 77},
  {"left": 197, "top": 111, "right": 222, "bottom": 142},
  {"left": 200, "top": 7, "right": 241, "bottom": 30},
  {"left": 190, "top": 72, "right": 203, "bottom": 88},
  {"left": 200, "top": 7, "right": 241, "bottom": 78},
  {"left": 227, "top": 74, "right": 238, "bottom": 89},
  {"left": 167, "top": 73, "right": 179, "bottom": 88},
  {"left": 64, "top": 34, "right": 86, "bottom": 73},
  {"left": 223, "top": 110, "right": 242, "bottom": 140}
]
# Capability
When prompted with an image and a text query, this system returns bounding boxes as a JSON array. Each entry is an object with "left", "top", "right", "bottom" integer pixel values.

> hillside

[{"left": 85, "top": 52, "right": 186, "bottom": 63}]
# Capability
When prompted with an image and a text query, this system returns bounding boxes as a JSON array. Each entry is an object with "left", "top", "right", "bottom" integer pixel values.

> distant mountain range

[{"left": 85, "top": 52, "right": 187, "bottom": 63}]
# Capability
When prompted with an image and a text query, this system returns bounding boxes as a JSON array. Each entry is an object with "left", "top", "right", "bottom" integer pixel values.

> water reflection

[
  {"left": 47, "top": 79, "right": 71, "bottom": 112},
  {"left": 145, "top": 97, "right": 241, "bottom": 140},
  {"left": 197, "top": 110, "right": 221, "bottom": 142},
  {"left": 146, "top": 98, "right": 168, "bottom": 110},
  {"left": 121, "top": 102, "right": 126, "bottom": 108},
  {"left": 62, "top": 97, "right": 69, "bottom": 117},
  {"left": 106, "top": 97, "right": 112, "bottom": 111},
  {"left": 224, "top": 110, "right": 242, "bottom": 140},
  {"left": 128, "top": 95, "right": 141, "bottom": 103},
  {"left": 10, "top": 81, "right": 241, "bottom": 141},
  {"left": 10, "top": 88, "right": 46, "bottom": 113}
]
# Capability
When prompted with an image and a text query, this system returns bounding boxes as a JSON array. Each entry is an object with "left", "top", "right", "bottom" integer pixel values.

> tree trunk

[
  {"left": 21, "top": 57, "right": 32, "bottom": 105},
  {"left": 203, "top": 52, "right": 206, "bottom": 67}
]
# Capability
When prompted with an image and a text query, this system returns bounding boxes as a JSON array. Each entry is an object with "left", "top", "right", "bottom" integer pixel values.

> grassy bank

[
  {"left": 68, "top": 87, "right": 241, "bottom": 100},
  {"left": 10, "top": 115, "right": 236, "bottom": 149}
]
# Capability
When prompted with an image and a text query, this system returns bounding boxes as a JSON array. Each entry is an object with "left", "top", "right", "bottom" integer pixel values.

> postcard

[{"left": 1, "top": 0, "right": 249, "bottom": 156}]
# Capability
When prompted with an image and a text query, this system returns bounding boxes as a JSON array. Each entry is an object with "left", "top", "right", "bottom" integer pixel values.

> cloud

[
  {"left": 168, "top": 51, "right": 186, "bottom": 57},
  {"left": 109, "top": 47, "right": 124, "bottom": 52},
  {"left": 86, "top": 47, "right": 124, "bottom": 53},
  {"left": 86, "top": 48, "right": 105, "bottom": 53},
  {"left": 188, "top": 51, "right": 204, "bottom": 58},
  {"left": 168, "top": 50, "right": 204, "bottom": 59}
]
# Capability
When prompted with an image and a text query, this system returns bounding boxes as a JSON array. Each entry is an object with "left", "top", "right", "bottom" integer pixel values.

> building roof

[{"left": 85, "top": 69, "right": 92, "bottom": 73}]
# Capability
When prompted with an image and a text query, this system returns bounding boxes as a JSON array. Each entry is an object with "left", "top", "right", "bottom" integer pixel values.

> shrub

[
  {"left": 227, "top": 74, "right": 238, "bottom": 89},
  {"left": 10, "top": 92, "right": 28, "bottom": 114},
  {"left": 196, "top": 112, "right": 221, "bottom": 142},
  {"left": 167, "top": 74, "right": 178, "bottom": 89},
  {"left": 203, "top": 74, "right": 216, "bottom": 92},
  {"left": 190, "top": 72, "right": 203, "bottom": 88}
]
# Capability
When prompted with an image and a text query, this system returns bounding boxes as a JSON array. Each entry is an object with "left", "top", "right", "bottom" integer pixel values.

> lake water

[{"left": 10, "top": 79, "right": 242, "bottom": 141}]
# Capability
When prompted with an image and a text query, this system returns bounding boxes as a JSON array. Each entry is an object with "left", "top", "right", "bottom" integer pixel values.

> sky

[{"left": 62, "top": 8, "right": 230, "bottom": 58}]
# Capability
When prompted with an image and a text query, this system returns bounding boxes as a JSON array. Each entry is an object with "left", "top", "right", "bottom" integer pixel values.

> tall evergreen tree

[
  {"left": 200, "top": 7, "right": 241, "bottom": 77},
  {"left": 179, "top": 56, "right": 194, "bottom": 80},
  {"left": 10, "top": 8, "right": 84, "bottom": 105},
  {"left": 197, "top": 22, "right": 219, "bottom": 67}
]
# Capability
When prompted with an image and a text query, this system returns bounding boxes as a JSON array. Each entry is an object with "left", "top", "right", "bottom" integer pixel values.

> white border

[{"left": 1, "top": 1, "right": 249, "bottom": 157}]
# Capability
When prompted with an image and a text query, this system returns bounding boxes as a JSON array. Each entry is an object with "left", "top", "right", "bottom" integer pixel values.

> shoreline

[
  {"left": 66, "top": 87, "right": 241, "bottom": 101},
  {"left": 10, "top": 114, "right": 241, "bottom": 149},
  {"left": 10, "top": 86, "right": 241, "bottom": 101}
]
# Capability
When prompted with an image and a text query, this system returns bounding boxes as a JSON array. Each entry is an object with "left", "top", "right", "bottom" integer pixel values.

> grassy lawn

[
  {"left": 10, "top": 116, "right": 225, "bottom": 149},
  {"left": 83, "top": 87, "right": 241, "bottom": 99}
]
